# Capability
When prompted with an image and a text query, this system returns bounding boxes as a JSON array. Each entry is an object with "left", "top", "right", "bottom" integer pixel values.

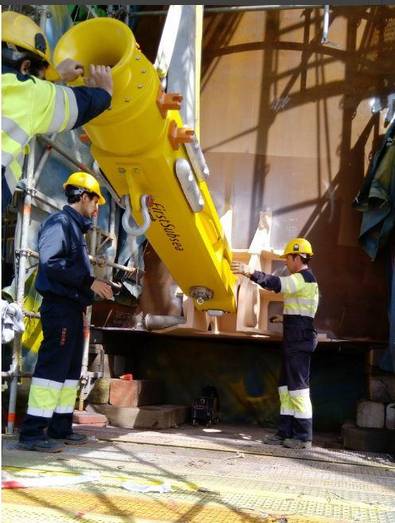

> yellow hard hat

[
  {"left": 63, "top": 172, "right": 106, "bottom": 205},
  {"left": 1, "top": 11, "right": 58, "bottom": 80},
  {"left": 283, "top": 238, "right": 313, "bottom": 257}
]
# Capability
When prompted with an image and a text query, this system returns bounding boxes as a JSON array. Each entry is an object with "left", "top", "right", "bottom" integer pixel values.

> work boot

[
  {"left": 48, "top": 430, "right": 88, "bottom": 445},
  {"left": 63, "top": 432, "right": 88, "bottom": 445},
  {"left": 283, "top": 438, "right": 312, "bottom": 449},
  {"left": 262, "top": 433, "right": 285, "bottom": 446},
  {"left": 17, "top": 439, "right": 64, "bottom": 453}
]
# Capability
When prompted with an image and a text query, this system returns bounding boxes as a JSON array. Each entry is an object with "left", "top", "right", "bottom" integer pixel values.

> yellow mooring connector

[{"left": 53, "top": 18, "right": 236, "bottom": 312}]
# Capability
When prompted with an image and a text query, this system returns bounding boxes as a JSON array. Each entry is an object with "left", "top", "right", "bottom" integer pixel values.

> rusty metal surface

[{"left": 199, "top": 6, "right": 395, "bottom": 339}]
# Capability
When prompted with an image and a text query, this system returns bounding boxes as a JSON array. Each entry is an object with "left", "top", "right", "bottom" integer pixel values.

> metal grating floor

[{"left": 2, "top": 425, "right": 395, "bottom": 523}]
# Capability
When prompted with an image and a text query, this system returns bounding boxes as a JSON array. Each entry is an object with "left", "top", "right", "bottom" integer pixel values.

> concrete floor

[{"left": 2, "top": 424, "right": 395, "bottom": 523}]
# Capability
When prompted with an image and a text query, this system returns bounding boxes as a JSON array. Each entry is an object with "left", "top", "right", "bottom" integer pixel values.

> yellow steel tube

[{"left": 53, "top": 18, "right": 236, "bottom": 312}]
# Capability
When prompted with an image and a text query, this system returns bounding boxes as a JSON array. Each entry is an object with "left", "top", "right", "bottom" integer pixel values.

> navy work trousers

[
  {"left": 277, "top": 322, "right": 317, "bottom": 442},
  {"left": 19, "top": 298, "right": 84, "bottom": 442}
]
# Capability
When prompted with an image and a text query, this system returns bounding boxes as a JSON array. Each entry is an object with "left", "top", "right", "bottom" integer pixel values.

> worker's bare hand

[
  {"left": 56, "top": 58, "right": 84, "bottom": 82},
  {"left": 231, "top": 261, "right": 251, "bottom": 278},
  {"left": 91, "top": 279, "right": 113, "bottom": 300},
  {"left": 85, "top": 65, "right": 113, "bottom": 96}
]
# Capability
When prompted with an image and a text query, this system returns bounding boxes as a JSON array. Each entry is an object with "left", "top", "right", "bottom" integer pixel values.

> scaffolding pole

[
  {"left": 79, "top": 214, "right": 98, "bottom": 411},
  {"left": 118, "top": 5, "right": 320, "bottom": 17},
  {"left": 12, "top": 248, "right": 137, "bottom": 275},
  {"left": 6, "top": 139, "right": 36, "bottom": 433},
  {"left": 3, "top": 131, "right": 132, "bottom": 433},
  {"left": 38, "top": 135, "right": 121, "bottom": 206}
]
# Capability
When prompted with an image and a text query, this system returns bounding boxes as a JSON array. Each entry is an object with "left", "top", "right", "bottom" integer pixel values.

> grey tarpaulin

[
  {"left": 353, "top": 121, "right": 395, "bottom": 261},
  {"left": 354, "top": 121, "right": 395, "bottom": 372},
  {"left": 388, "top": 241, "right": 395, "bottom": 372}
]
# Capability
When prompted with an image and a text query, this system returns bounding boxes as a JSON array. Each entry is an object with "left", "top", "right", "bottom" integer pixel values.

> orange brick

[
  {"left": 73, "top": 410, "right": 108, "bottom": 425},
  {"left": 109, "top": 379, "right": 162, "bottom": 407}
]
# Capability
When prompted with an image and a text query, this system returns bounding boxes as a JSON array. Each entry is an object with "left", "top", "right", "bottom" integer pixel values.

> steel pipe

[
  {"left": 78, "top": 213, "right": 98, "bottom": 411},
  {"left": 7, "top": 139, "right": 36, "bottom": 433},
  {"left": 33, "top": 133, "right": 55, "bottom": 185},
  {"left": 123, "top": 5, "right": 320, "bottom": 17},
  {"left": 321, "top": 5, "right": 330, "bottom": 44},
  {"left": 14, "top": 248, "right": 137, "bottom": 275},
  {"left": 204, "top": 5, "right": 320, "bottom": 14},
  {"left": 2, "top": 371, "right": 33, "bottom": 379},
  {"left": 37, "top": 135, "right": 121, "bottom": 205}
]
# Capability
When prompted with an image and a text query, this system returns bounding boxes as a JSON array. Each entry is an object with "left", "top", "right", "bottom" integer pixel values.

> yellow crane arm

[{"left": 53, "top": 17, "right": 236, "bottom": 312}]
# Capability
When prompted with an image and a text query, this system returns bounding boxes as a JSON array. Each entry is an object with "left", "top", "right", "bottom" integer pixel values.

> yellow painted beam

[{"left": 53, "top": 18, "right": 236, "bottom": 312}]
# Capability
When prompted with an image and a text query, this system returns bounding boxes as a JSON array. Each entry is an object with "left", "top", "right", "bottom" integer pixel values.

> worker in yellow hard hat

[
  {"left": 232, "top": 237, "right": 319, "bottom": 449},
  {"left": 63, "top": 171, "right": 106, "bottom": 207},
  {"left": 18, "top": 172, "right": 113, "bottom": 452},
  {"left": 2, "top": 11, "right": 113, "bottom": 209}
]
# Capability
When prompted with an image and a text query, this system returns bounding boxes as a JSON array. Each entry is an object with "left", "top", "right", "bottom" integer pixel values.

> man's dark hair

[
  {"left": 2, "top": 42, "right": 48, "bottom": 77},
  {"left": 65, "top": 185, "right": 97, "bottom": 204},
  {"left": 291, "top": 253, "right": 311, "bottom": 265}
]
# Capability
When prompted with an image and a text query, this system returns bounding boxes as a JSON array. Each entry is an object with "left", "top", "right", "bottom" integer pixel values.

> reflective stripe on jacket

[
  {"left": 279, "top": 270, "right": 319, "bottom": 318},
  {"left": 1, "top": 66, "right": 111, "bottom": 205},
  {"left": 251, "top": 267, "right": 319, "bottom": 350},
  {"left": 251, "top": 268, "right": 319, "bottom": 319},
  {"left": 2, "top": 72, "right": 78, "bottom": 184}
]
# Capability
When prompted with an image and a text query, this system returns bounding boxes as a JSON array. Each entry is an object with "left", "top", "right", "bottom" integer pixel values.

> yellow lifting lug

[
  {"left": 157, "top": 89, "right": 183, "bottom": 119},
  {"left": 168, "top": 120, "right": 194, "bottom": 150}
]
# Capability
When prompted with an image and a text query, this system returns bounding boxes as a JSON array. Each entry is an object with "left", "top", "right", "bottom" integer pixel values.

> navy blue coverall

[
  {"left": 251, "top": 268, "right": 319, "bottom": 442},
  {"left": 19, "top": 205, "right": 96, "bottom": 442}
]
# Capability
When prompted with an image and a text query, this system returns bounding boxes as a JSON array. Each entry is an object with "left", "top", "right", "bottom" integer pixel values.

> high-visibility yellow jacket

[
  {"left": 251, "top": 268, "right": 319, "bottom": 347},
  {"left": 1, "top": 64, "right": 111, "bottom": 206}
]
